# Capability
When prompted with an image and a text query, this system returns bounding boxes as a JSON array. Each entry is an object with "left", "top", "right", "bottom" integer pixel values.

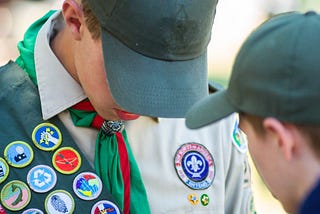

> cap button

[{"left": 305, "top": 11, "right": 317, "bottom": 16}]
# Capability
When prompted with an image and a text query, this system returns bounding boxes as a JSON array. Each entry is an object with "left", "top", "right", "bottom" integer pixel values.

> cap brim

[
  {"left": 101, "top": 29, "right": 208, "bottom": 118},
  {"left": 185, "top": 90, "right": 237, "bottom": 129}
]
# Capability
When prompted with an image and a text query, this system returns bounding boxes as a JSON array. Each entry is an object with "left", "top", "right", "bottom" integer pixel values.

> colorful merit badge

[
  {"left": 45, "top": 190, "right": 75, "bottom": 214},
  {"left": 232, "top": 117, "right": 248, "bottom": 153},
  {"left": 91, "top": 200, "right": 120, "bottom": 214},
  {"left": 0, "top": 157, "right": 9, "bottom": 184},
  {"left": 27, "top": 165, "right": 57, "bottom": 193},
  {"left": 32, "top": 123, "right": 62, "bottom": 151},
  {"left": 4, "top": 141, "right": 34, "bottom": 168},
  {"left": 52, "top": 147, "right": 81, "bottom": 174},
  {"left": 174, "top": 143, "right": 215, "bottom": 190},
  {"left": 73, "top": 172, "right": 102, "bottom": 200},
  {"left": 0, "top": 180, "right": 31, "bottom": 211}
]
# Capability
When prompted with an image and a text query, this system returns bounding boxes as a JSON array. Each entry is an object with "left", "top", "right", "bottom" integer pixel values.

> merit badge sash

[{"left": 0, "top": 62, "right": 122, "bottom": 213}]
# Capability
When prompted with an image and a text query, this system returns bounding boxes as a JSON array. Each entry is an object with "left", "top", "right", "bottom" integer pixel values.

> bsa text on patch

[{"left": 174, "top": 143, "right": 215, "bottom": 190}]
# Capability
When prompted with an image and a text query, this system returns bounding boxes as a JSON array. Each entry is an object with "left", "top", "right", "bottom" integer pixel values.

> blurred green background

[{"left": 1, "top": 0, "right": 320, "bottom": 213}]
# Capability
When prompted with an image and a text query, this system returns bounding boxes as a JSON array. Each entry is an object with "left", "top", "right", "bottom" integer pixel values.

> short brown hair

[
  {"left": 81, "top": 0, "right": 101, "bottom": 39},
  {"left": 241, "top": 113, "right": 320, "bottom": 158}
]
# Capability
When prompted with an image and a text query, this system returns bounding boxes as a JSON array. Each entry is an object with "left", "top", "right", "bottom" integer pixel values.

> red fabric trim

[
  {"left": 91, "top": 115, "right": 104, "bottom": 129},
  {"left": 72, "top": 100, "right": 95, "bottom": 111},
  {"left": 116, "top": 132, "right": 131, "bottom": 214}
]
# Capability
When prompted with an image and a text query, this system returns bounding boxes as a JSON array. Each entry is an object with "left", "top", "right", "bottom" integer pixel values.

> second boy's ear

[
  {"left": 263, "top": 118, "right": 296, "bottom": 161},
  {"left": 62, "top": 0, "right": 84, "bottom": 40}
]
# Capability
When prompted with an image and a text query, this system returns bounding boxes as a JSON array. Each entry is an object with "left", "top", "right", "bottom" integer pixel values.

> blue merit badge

[
  {"left": 27, "top": 165, "right": 57, "bottom": 193},
  {"left": 4, "top": 141, "right": 34, "bottom": 168},
  {"left": 91, "top": 200, "right": 120, "bottom": 214},
  {"left": 32, "top": 122, "right": 62, "bottom": 151},
  {"left": 174, "top": 143, "right": 215, "bottom": 190}
]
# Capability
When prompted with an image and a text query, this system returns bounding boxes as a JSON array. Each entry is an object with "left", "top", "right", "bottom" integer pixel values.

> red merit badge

[{"left": 52, "top": 147, "right": 81, "bottom": 174}]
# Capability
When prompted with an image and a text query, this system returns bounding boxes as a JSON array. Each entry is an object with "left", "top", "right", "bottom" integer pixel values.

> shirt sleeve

[{"left": 224, "top": 116, "right": 257, "bottom": 214}]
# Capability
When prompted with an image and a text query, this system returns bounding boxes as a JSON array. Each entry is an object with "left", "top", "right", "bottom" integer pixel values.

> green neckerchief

[{"left": 16, "top": 10, "right": 150, "bottom": 213}]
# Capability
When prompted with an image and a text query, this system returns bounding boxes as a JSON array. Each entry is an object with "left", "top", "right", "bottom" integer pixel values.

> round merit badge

[
  {"left": 73, "top": 172, "right": 103, "bottom": 200},
  {"left": 91, "top": 200, "right": 120, "bottom": 214},
  {"left": 0, "top": 180, "right": 31, "bottom": 211},
  {"left": 45, "top": 190, "right": 75, "bottom": 214},
  {"left": 4, "top": 141, "right": 34, "bottom": 168},
  {"left": 27, "top": 165, "right": 57, "bottom": 193},
  {"left": 52, "top": 147, "right": 81, "bottom": 174},
  {"left": 174, "top": 143, "right": 215, "bottom": 190},
  {"left": 0, "top": 157, "right": 9, "bottom": 184},
  {"left": 32, "top": 122, "right": 62, "bottom": 151}
]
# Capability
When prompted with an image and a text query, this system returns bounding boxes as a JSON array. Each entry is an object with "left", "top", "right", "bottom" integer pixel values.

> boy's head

[
  {"left": 186, "top": 11, "right": 320, "bottom": 213},
  {"left": 75, "top": 0, "right": 219, "bottom": 118},
  {"left": 186, "top": 11, "right": 320, "bottom": 128}
]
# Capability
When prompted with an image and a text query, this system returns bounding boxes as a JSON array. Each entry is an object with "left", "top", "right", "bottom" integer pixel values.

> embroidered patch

[
  {"left": 32, "top": 123, "right": 62, "bottom": 151},
  {"left": 91, "top": 200, "right": 120, "bottom": 214},
  {"left": 27, "top": 165, "right": 57, "bottom": 193},
  {"left": 0, "top": 157, "right": 9, "bottom": 184},
  {"left": 174, "top": 143, "right": 215, "bottom": 190},
  {"left": 200, "top": 194, "right": 209, "bottom": 206},
  {"left": 0, "top": 180, "right": 31, "bottom": 211},
  {"left": 232, "top": 118, "right": 248, "bottom": 153},
  {"left": 45, "top": 190, "right": 75, "bottom": 214},
  {"left": 73, "top": 172, "right": 103, "bottom": 200},
  {"left": 4, "top": 141, "right": 34, "bottom": 168},
  {"left": 52, "top": 147, "right": 81, "bottom": 174},
  {"left": 187, "top": 193, "right": 199, "bottom": 205},
  {"left": 22, "top": 208, "right": 44, "bottom": 214}
]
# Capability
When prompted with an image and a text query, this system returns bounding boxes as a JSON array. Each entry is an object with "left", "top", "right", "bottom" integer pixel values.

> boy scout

[
  {"left": 0, "top": 0, "right": 218, "bottom": 213},
  {"left": 186, "top": 11, "right": 320, "bottom": 214}
]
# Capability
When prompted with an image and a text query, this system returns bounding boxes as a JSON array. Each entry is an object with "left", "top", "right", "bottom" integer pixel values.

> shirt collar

[{"left": 34, "top": 10, "right": 86, "bottom": 120}]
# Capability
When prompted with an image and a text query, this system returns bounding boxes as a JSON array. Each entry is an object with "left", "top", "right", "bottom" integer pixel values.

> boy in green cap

[
  {"left": 0, "top": 0, "right": 218, "bottom": 213},
  {"left": 186, "top": 10, "right": 320, "bottom": 214}
]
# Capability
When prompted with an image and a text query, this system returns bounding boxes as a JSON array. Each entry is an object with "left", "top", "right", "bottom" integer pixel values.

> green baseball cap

[
  {"left": 86, "top": 0, "right": 218, "bottom": 118},
  {"left": 186, "top": 11, "right": 320, "bottom": 128}
]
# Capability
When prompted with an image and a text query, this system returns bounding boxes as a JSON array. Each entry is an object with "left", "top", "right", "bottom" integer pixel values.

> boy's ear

[
  {"left": 263, "top": 118, "right": 295, "bottom": 161},
  {"left": 62, "top": 0, "right": 84, "bottom": 40}
]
